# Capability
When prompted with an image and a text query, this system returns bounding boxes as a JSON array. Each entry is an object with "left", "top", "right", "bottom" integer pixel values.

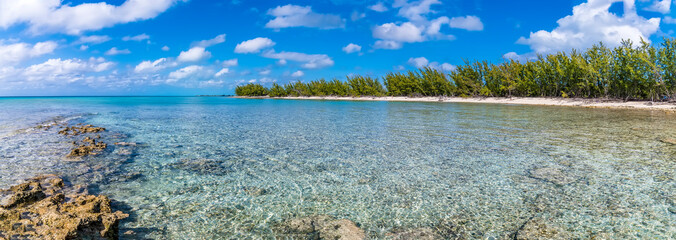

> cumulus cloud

[
  {"left": 234, "top": 37, "right": 276, "bottom": 53},
  {"left": 665, "top": 16, "right": 676, "bottom": 24},
  {"left": 168, "top": 65, "right": 203, "bottom": 81},
  {"left": 177, "top": 47, "right": 211, "bottom": 62},
  {"left": 122, "top": 33, "right": 150, "bottom": 41},
  {"left": 369, "top": 2, "right": 389, "bottom": 12},
  {"left": 342, "top": 43, "right": 362, "bottom": 53},
  {"left": 192, "top": 34, "right": 226, "bottom": 48},
  {"left": 22, "top": 57, "right": 114, "bottom": 82},
  {"left": 214, "top": 68, "right": 230, "bottom": 77},
  {"left": 407, "top": 57, "right": 455, "bottom": 72},
  {"left": 265, "top": 4, "right": 345, "bottom": 29},
  {"left": 105, "top": 47, "right": 131, "bottom": 55},
  {"left": 134, "top": 58, "right": 173, "bottom": 73},
  {"left": 291, "top": 70, "right": 304, "bottom": 77},
  {"left": 517, "top": 0, "right": 661, "bottom": 54},
  {"left": 643, "top": 0, "right": 671, "bottom": 14},
  {"left": 161, "top": 46, "right": 170, "bottom": 51},
  {"left": 0, "top": 0, "right": 181, "bottom": 35},
  {"left": 449, "top": 16, "right": 484, "bottom": 31},
  {"left": 262, "top": 50, "right": 334, "bottom": 69},
  {"left": 0, "top": 40, "right": 58, "bottom": 66},
  {"left": 371, "top": 0, "right": 481, "bottom": 50}
]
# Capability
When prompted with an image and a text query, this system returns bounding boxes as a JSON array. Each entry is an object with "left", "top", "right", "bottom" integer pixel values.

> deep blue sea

[{"left": 0, "top": 97, "right": 674, "bottom": 239}]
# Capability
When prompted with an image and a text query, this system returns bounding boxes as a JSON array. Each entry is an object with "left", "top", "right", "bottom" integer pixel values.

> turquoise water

[{"left": 0, "top": 97, "right": 674, "bottom": 239}]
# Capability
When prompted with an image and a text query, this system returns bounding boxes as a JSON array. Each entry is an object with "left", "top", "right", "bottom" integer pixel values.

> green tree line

[{"left": 236, "top": 38, "right": 676, "bottom": 101}]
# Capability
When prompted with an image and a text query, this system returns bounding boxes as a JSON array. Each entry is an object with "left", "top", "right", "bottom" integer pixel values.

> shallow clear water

[{"left": 0, "top": 97, "right": 674, "bottom": 239}]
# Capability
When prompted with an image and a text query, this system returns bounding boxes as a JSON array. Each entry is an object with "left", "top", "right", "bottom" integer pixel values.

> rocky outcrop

[
  {"left": 278, "top": 215, "right": 365, "bottom": 240},
  {"left": 0, "top": 175, "right": 127, "bottom": 240},
  {"left": 68, "top": 136, "right": 108, "bottom": 158},
  {"left": 528, "top": 167, "right": 577, "bottom": 186},
  {"left": 58, "top": 124, "right": 106, "bottom": 136}
]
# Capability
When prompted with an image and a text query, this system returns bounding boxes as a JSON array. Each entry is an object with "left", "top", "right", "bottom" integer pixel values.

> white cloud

[
  {"left": 277, "top": 59, "right": 287, "bottom": 65},
  {"left": 0, "top": 0, "right": 181, "bottom": 35},
  {"left": 665, "top": 16, "right": 676, "bottom": 24},
  {"left": 369, "top": 2, "right": 389, "bottom": 12},
  {"left": 407, "top": 57, "right": 455, "bottom": 72},
  {"left": 214, "top": 68, "right": 230, "bottom": 77},
  {"left": 122, "top": 33, "right": 150, "bottom": 41},
  {"left": 0, "top": 40, "right": 58, "bottom": 66},
  {"left": 162, "top": 45, "right": 170, "bottom": 51},
  {"left": 234, "top": 37, "right": 276, "bottom": 53},
  {"left": 643, "top": 0, "right": 671, "bottom": 14},
  {"left": 80, "top": 45, "right": 89, "bottom": 51},
  {"left": 449, "top": 16, "right": 484, "bottom": 31},
  {"left": 396, "top": 0, "right": 441, "bottom": 22},
  {"left": 222, "top": 58, "right": 238, "bottom": 67},
  {"left": 517, "top": 0, "right": 661, "bottom": 54},
  {"left": 342, "top": 43, "right": 362, "bottom": 53},
  {"left": 105, "top": 47, "right": 131, "bottom": 55},
  {"left": 351, "top": 11, "right": 366, "bottom": 21},
  {"left": 76, "top": 35, "right": 111, "bottom": 44},
  {"left": 259, "top": 69, "right": 271, "bottom": 75},
  {"left": 23, "top": 57, "right": 114, "bottom": 82},
  {"left": 373, "top": 40, "right": 403, "bottom": 49},
  {"left": 373, "top": 22, "right": 424, "bottom": 43},
  {"left": 177, "top": 47, "right": 211, "bottom": 62},
  {"left": 192, "top": 34, "right": 226, "bottom": 48},
  {"left": 291, "top": 70, "right": 304, "bottom": 77},
  {"left": 265, "top": 4, "right": 345, "bottom": 29},
  {"left": 134, "top": 58, "right": 172, "bottom": 73},
  {"left": 262, "top": 50, "right": 334, "bottom": 69},
  {"left": 168, "top": 65, "right": 203, "bottom": 81}
]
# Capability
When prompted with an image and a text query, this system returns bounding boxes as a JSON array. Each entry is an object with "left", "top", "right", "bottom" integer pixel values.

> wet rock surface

[
  {"left": 58, "top": 124, "right": 106, "bottom": 136},
  {"left": 659, "top": 138, "right": 676, "bottom": 145},
  {"left": 68, "top": 136, "right": 108, "bottom": 158},
  {"left": 0, "top": 175, "right": 128, "bottom": 240},
  {"left": 528, "top": 167, "right": 577, "bottom": 186},
  {"left": 277, "top": 215, "right": 365, "bottom": 240}
]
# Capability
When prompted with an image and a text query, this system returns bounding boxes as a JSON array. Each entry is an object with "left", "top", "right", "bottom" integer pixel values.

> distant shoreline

[{"left": 234, "top": 96, "right": 676, "bottom": 111}]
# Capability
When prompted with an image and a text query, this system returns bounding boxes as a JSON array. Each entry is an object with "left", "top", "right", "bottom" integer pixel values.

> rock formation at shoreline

[{"left": 0, "top": 175, "right": 128, "bottom": 240}]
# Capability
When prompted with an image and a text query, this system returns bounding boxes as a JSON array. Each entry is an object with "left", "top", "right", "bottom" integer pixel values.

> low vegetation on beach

[{"left": 237, "top": 38, "right": 676, "bottom": 101}]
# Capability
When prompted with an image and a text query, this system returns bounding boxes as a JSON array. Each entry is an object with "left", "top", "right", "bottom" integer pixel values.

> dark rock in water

[
  {"left": 171, "top": 159, "right": 232, "bottom": 176},
  {"left": 0, "top": 175, "right": 128, "bottom": 240},
  {"left": 514, "top": 217, "right": 568, "bottom": 240},
  {"left": 528, "top": 167, "right": 577, "bottom": 186},
  {"left": 668, "top": 206, "right": 676, "bottom": 214},
  {"left": 278, "top": 215, "right": 365, "bottom": 240},
  {"left": 58, "top": 124, "right": 106, "bottom": 136}
]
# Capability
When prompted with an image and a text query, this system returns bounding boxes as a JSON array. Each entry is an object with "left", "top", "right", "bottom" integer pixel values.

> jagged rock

[
  {"left": 528, "top": 167, "right": 577, "bottom": 186},
  {"left": 0, "top": 175, "right": 127, "bottom": 240},
  {"left": 58, "top": 124, "right": 106, "bottom": 136},
  {"left": 660, "top": 138, "right": 676, "bottom": 145},
  {"left": 278, "top": 215, "right": 365, "bottom": 240},
  {"left": 67, "top": 137, "right": 108, "bottom": 158},
  {"left": 514, "top": 217, "right": 568, "bottom": 240}
]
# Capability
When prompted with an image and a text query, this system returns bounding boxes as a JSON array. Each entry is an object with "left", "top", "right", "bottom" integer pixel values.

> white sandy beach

[{"left": 236, "top": 96, "right": 676, "bottom": 111}]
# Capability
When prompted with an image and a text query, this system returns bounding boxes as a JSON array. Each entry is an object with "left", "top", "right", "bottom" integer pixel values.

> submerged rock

[
  {"left": 389, "top": 228, "right": 442, "bottom": 240},
  {"left": 171, "top": 159, "right": 232, "bottom": 176},
  {"left": 388, "top": 218, "right": 466, "bottom": 240},
  {"left": 0, "top": 175, "right": 128, "bottom": 240},
  {"left": 514, "top": 217, "right": 568, "bottom": 240},
  {"left": 278, "top": 215, "right": 365, "bottom": 240},
  {"left": 243, "top": 186, "right": 268, "bottom": 197},
  {"left": 528, "top": 167, "right": 577, "bottom": 186},
  {"left": 58, "top": 124, "right": 106, "bottom": 136},
  {"left": 659, "top": 138, "right": 676, "bottom": 145}
]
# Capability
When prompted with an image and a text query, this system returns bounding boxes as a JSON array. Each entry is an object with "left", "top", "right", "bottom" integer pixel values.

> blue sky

[{"left": 0, "top": 0, "right": 675, "bottom": 96}]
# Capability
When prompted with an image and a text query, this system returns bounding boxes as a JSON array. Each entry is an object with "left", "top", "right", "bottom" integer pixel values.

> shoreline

[{"left": 234, "top": 96, "right": 676, "bottom": 111}]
